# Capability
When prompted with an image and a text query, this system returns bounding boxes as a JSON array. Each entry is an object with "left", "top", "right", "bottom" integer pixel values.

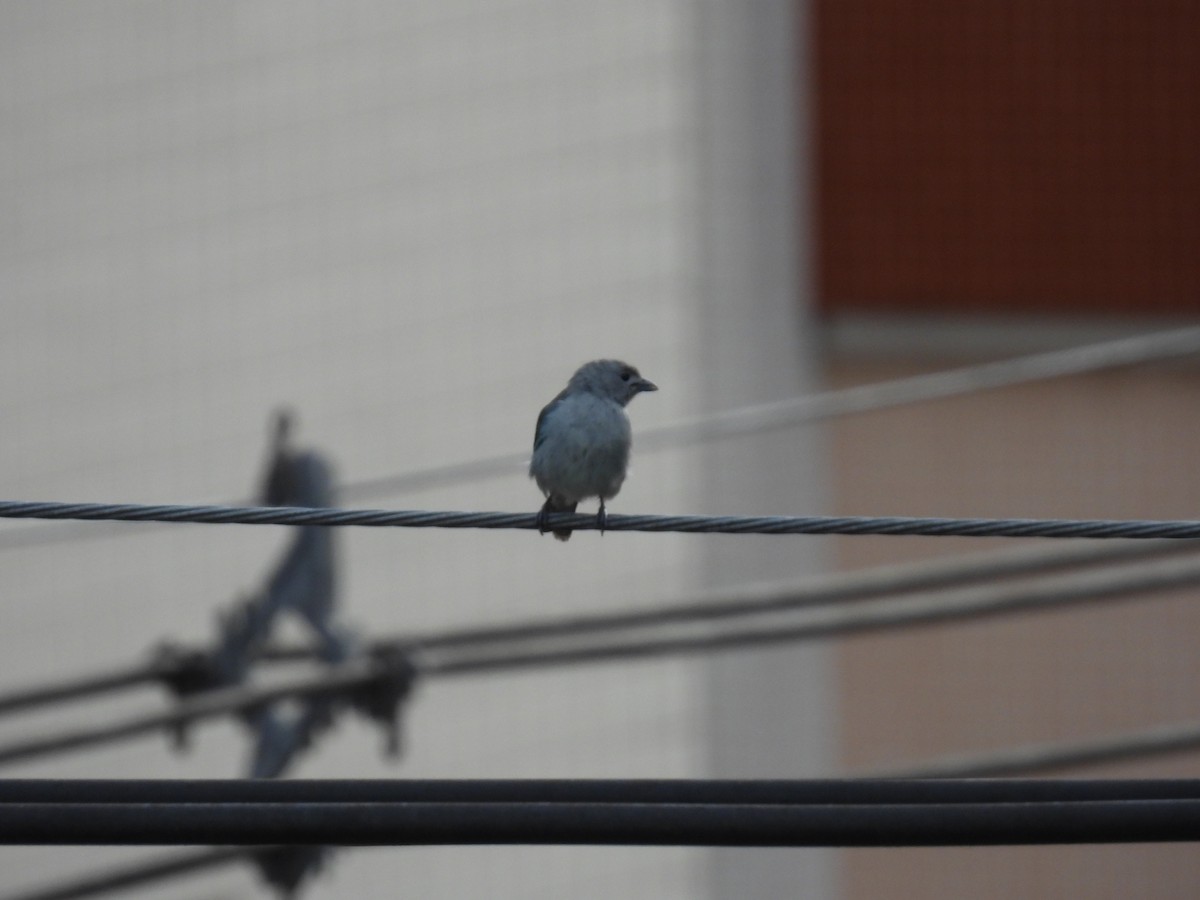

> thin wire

[
  {"left": 876, "top": 721, "right": 1200, "bottom": 779},
  {"left": 386, "top": 539, "right": 1195, "bottom": 653},
  {"left": 3, "top": 550, "right": 1197, "bottom": 767},
  {"left": 4, "top": 498, "right": 1200, "bottom": 539},
  {"left": 0, "top": 663, "right": 168, "bottom": 716},
  {"left": 4, "top": 538, "right": 1188, "bottom": 719},
  {"left": 0, "top": 660, "right": 387, "bottom": 767},
  {"left": 420, "top": 551, "right": 1200, "bottom": 675},
  {"left": 4, "top": 324, "right": 1199, "bottom": 552},
  {"left": 0, "top": 848, "right": 254, "bottom": 900},
  {"left": 341, "top": 324, "right": 1200, "bottom": 499}
]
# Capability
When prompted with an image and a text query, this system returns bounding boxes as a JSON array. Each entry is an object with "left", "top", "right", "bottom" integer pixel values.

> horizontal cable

[
  {"left": 3, "top": 550, "right": 1198, "bottom": 767},
  {"left": 4, "top": 798, "right": 1200, "bottom": 847},
  {"left": 7, "top": 780, "right": 1200, "bottom": 900},
  {"left": 4, "top": 325, "right": 1199, "bottom": 554},
  {"left": 4, "top": 499, "right": 1200, "bottom": 539},
  {"left": 5, "top": 778, "right": 1200, "bottom": 805},
  {"left": 877, "top": 721, "right": 1200, "bottom": 779}
]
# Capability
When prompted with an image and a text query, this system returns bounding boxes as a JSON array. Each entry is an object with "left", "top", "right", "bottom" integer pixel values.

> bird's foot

[
  {"left": 596, "top": 501, "right": 608, "bottom": 536},
  {"left": 535, "top": 500, "right": 554, "bottom": 536}
]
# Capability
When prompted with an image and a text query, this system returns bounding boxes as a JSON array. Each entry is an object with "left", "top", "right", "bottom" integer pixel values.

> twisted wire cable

[
  {"left": 4, "top": 325, "right": 1200, "bottom": 553},
  {"left": 3, "top": 499, "right": 1200, "bottom": 539}
]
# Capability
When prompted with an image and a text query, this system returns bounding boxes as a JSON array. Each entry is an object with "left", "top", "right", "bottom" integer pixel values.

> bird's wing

[{"left": 533, "top": 389, "right": 569, "bottom": 452}]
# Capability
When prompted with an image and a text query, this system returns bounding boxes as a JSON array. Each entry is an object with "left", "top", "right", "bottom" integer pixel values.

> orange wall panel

[{"left": 815, "top": 1, "right": 1200, "bottom": 314}]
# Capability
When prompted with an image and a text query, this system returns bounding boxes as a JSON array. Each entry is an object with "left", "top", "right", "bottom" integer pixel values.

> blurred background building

[{"left": 0, "top": 1, "right": 1197, "bottom": 898}]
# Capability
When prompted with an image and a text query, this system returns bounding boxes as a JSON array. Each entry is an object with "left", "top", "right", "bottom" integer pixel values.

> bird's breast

[{"left": 529, "top": 395, "right": 632, "bottom": 502}]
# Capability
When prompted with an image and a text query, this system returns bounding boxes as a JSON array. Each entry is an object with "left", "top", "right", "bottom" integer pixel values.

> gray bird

[{"left": 530, "top": 359, "right": 657, "bottom": 541}]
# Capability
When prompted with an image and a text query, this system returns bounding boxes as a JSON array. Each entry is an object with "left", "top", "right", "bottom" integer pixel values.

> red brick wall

[{"left": 815, "top": 1, "right": 1200, "bottom": 315}]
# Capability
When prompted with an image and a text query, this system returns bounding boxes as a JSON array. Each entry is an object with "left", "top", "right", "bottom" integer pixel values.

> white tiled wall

[{"left": 0, "top": 3, "right": 823, "bottom": 898}]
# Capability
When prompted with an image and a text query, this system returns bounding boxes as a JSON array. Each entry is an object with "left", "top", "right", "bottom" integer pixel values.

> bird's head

[{"left": 568, "top": 359, "right": 658, "bottom": 407}]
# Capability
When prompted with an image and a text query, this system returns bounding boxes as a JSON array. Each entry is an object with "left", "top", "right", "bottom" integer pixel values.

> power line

[
  {"left": 0, "top": 662, "right": 168, "bottom": 717},
  {"left": 4, "top": 538, "right": 1187, "bottom": 719},
  {"left": 3, "top": 549, "right": 1198, "bottom": 768},
  {"left": 11, "top": 732, "right": 1199, "bottom": 896},
  {"left": 340, "top": 324, "right": 1200, "bottom": 499},
  {"left": 4, "top": 798, "right": 1200, "bottom": 847},
  {"left": 0, "top": 848, "right": 254, "bottom": 900},
  {"left": 8, "top": 778, "right": 1200, "bottom": 899},
  {"left": 6, "top": 777, "right": 1200, "bottom": 805},
  {"left": 4, "top": 324, "right": 1199, "bottom": 553},
  {"left": 873, "top": 721, "right": 1200, "bottom": 779},
  {"left": 418, "top": 551, "right": 1200, "bottom": 675},
  {"left": 389, "top": 539, "right": 1195, "bottom": 654},
  {"left": 0, "top": 659, "right": 400, "bottom": 767},
  {"left": 5, "top": 499, "right": 1200, "bottom": 539}
]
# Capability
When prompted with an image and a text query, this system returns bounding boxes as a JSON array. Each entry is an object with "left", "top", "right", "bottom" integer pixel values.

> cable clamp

[{"left": 352, "top": 647, "right": 417, "bottom": 757}]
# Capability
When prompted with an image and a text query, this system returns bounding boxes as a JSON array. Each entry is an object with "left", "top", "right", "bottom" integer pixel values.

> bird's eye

[{"left": 621, "top": 370, "right": 633, "bottom": 382}]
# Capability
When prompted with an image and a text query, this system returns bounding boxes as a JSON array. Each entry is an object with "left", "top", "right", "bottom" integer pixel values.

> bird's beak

[{"left": 635, "top": 378, "right": 658, "bottom": 394}]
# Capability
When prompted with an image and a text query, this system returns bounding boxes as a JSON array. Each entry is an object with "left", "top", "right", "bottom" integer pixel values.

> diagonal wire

[
  {"left": 4, "top": 538, "right": 1190, "bottom": 717},
  {"left": 872, "top": 721, "right": 1200, "bottom": 779},
  {"left": 384, "top": 539, "right": 1195, "bottom": 653},
  {"left": 0, "top": 663, "right": 172, "bottom": 717},
  {"left": 0, "top": 660, "right": 385, "bottom": 767},
  {"left": 0, "top": 848, "right": 254, "bottom": 900},
  {"left": 340, "top": 324, "right": 1200, "bottom": 499},
  {"left": 418, "top": 551, "right": 1200, "bottom": 675},
  {"left": 3, "top": 549, "right": 1199, "bottom": 768}
]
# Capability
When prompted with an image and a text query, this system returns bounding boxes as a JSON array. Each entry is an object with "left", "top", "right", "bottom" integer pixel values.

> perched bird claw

[
  {"left": 535, "top": 502, "right": 552, "bottom": 536},
  {"left": 596, "top": 501, "right": 608, "bottom": 536}
]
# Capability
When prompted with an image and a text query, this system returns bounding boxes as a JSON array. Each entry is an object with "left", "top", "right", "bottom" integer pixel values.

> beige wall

[
  {"left": 829, "top": 352, "right": 1200, "bottom": 898},
  {"left": 0, "top": 3, "right": 700, "bottom": 897}
]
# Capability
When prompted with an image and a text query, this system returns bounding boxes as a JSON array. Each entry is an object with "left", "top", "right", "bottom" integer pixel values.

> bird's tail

[
  {"left": 537, "top": 498, "right": 578, "bottom": 542},
  {"left": 553, "top": 501, "right": 577, "bottom": 542}
]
